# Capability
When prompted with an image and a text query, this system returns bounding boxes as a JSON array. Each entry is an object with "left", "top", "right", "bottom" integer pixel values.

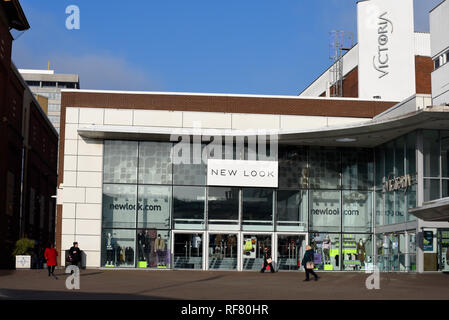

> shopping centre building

[{"left": 56, "top": 0, "right": 449, "bottom": 272}]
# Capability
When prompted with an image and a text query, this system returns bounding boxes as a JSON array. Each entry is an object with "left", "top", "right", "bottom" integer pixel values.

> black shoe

[
  {"left": 260, "top": 270, "right": 264, "bottom": 273},
  {"left": 303, "top": 279, "right": 310, "bottom": 282},
  {"left": 314, "top": 277, "right": 319, "bottom": 281}
]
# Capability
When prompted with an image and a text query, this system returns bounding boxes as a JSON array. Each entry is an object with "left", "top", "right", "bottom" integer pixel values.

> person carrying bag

[{"left": 301, "top": 245, "right": 319, "bottom": 281}]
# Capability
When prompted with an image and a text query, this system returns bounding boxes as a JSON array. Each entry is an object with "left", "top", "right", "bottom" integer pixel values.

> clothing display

[
  {"left": 137, "top": 231, "right": 146, "bottom": 261},
  {"left": 323, "top": 236, "right": 331, "bottom": 264},
  {"left": 155, "top": 235, "right": 166, "bottom": 252},
  {"left": 125, "top": 247, "right": 134, "bottom": 264},
  {"left": 357, "top": 240, "right": 366, "bottom": 264}
]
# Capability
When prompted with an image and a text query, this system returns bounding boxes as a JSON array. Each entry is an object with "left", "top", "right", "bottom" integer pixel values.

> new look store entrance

[{"left": 172, "top": 231, "right": 307, "bottom": 271}]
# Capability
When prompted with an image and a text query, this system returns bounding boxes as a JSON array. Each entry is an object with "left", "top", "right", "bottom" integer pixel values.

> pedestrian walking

[
  {"left": 44, "top": 243, "right": 58, "bottom": 279},
  {"left": 69, "top": 242, "right": 82, "bottom": 269},
  {"left": 302, "top": 245, "right": 319, "bottom": 281},
  {"left": 260, "top": 247, "right": 275, "bottom": 273}
]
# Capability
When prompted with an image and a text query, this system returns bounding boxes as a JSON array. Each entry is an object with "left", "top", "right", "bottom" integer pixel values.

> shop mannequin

[
  {"left": 137, "top": 230, "right": 146, "bottom": 261},
  {"left": 322, "top": 235, "right": 331, "bottom": 264},
  {"left": 357, "top": 239, "right": 366, "bottom": 266},
  {"left": 154, "top": 234, "right": 166, "bottom": 266},
  {"left": 192, "top": 234, "right": 201, "bottom": 256},
  {"left": 106, "top": 233, "right": 115, "bottom": 266}
]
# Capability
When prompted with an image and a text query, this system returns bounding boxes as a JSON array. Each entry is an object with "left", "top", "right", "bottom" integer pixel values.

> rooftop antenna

[{"left": 329, "top": 30, "right": 353, "bottom": 97}]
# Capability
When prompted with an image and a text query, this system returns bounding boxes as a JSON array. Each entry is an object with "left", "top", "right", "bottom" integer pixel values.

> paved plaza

[{"left": 1, "top": 269, "right": 449, "bottom": 300}]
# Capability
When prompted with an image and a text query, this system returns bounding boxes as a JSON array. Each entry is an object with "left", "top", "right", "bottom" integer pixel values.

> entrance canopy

[{"left": 409, "top": 198, "right": 449, "bottom": 222}]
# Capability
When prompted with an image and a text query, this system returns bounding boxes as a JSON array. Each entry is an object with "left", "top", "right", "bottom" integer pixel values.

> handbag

[
  {"left": 306, "top": 261, "right": 315, "bottom": 269},
  {"left": 267, "top": 258, "right": 272, "bottom": 264}
]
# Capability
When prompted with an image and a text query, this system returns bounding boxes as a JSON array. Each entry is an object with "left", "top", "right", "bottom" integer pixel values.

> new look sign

[{"left": 207, "top": 160, "right": 278, "bottom": 188}]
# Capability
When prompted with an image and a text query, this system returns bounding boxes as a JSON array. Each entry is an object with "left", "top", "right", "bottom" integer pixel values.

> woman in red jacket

[{"left": 44, "top": 243, "right": 58, "bottom": 279}]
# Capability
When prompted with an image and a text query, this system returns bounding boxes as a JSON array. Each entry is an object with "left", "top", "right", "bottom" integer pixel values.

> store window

[
  {"left": 309, "top": 147, "right": 341, "bottom": 189},
  {"left": 278, "top": 145, "right": 308, "bottom": 189},
  {"left": 443, "top": 132, "right": 449, "bottom": 178},
  {"left": 208, "top": 233, "right": 238, "bottom": 270},
  {"left": 395, "top": 190, "right": 406, "bottom": 224},
  {"left": 384, "top": 190, "right": 395, "bottom": 225},
  {"left": 407, "top": 185, "right": 417, "bottom": 221},
  {"left": 101, "top": 229, "right": 136, "bottom": 268},
  {"left": 103, "top": 140, "right": 138, "bottom": 184},
  {"left": 242, "top": 234, "right": 272, "bottom": 271},
  {"left": 423, "top": 130, "right": 440, "bottom": 178},
  {"left": 424, "top": 179, "right": 440, "bottom": 202},
  {"left": 375, "top": 191, "right": 384, "bottom": 226},
  {"left": 276, "top": 190, "right": 308, "bottom": 232},
  {"left": 207, "top": 187, "right": 239, "bottom": 222},
  {"left": 342, "top": 191, "right": 373, "bottom": 233},
  {"left": 309, "top": 233, "right": 340, "bottom": 271},
  {"left": 242, "top": 188, "right": 274, "bottom": 231},
  {"left": 342, "top": 234, "right": 373, "bottom": 271},
  {"left": 102, "top": 184, "right": 137, "bottom": 229},
  {"left": 137, "top": 185, "right": 171, "bottom": 229},
  {"left": 138, "top": 142, "right": 172, "bottom": 185},
  {"left": 342, "top": 148, "right": 373, "bottom": 190},
  {"left": 438, "top": 230, "right": 449, "bottom": 272},
  {"left": 136, "top": 229, "right": 170, "bottom": 268},
  {"left": 173, "top": 186, "right": 205, "bottom": 229},
  {"left": 309, "top": 190, "right": 341, "bottom": 233}
]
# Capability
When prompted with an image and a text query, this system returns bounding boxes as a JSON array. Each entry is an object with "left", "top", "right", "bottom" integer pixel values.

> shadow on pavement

[{"left": 0, "top": 288, "right": 175, "bottom": 300}]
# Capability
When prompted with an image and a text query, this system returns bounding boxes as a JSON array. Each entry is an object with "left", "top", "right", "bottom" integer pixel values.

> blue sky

[{"left": 12, "top": 0, "right": 441, "bottom": 95}]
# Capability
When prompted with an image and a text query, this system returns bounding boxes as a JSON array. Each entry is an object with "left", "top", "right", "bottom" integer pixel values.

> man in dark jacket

[
  {"left": 69, "top": 242, "right": 82, "bottom": 268},
  {"left": 301, "top": 245, "right": 319, "bottom": 281},
  {"left": 260, "top": 247, "right": 275, "bottom": 273}
]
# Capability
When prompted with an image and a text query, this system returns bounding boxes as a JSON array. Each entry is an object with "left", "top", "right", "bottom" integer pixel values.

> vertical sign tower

[{"left": 357, "top": 0, "right": 416, "bottom": 101}]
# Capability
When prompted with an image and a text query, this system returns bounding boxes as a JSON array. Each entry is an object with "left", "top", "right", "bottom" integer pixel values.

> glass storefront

[{"left": 100, "top": 134, "right": 446, "bottom": 271}]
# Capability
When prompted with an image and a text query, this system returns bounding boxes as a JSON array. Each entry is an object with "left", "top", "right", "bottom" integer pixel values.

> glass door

[
  {"left": 208, "top": 233, "right": 238, "bottom": 270},
  {"left": 242, "top": 234, "right": 272, "bottom": 271},
  {"left": 276, "top": 234, "right": 306, "bottom": 271},
  {"left": 173, "top": 233, "right": 203, "bottom": 269}
]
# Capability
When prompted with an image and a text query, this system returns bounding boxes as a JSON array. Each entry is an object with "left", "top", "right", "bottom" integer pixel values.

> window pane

[
  {"left": 407, "top": 184, "right": 417, "bottom": 221},
  {"left": 103, "top": 140, "right": 138, "bottom": 184},
  {"left": 136, "top": 229, "right": 170, "bottom": 268},
  {"left": 277, "top": 190, "right": 308, "bottom": 231},
  {"left": 101, "top": 229, "right": 136, "bottom": 268},
  {"left": 309, "top": 233, "right": 341, "bottom": 271},
  {"left": 395, "top": 190, "right": 405, "bottom": 224},
  {"left": 385, "top": 141, "right": 395, "bottom": 178},
  {"left": 242, "top": 188, "right": 273, "bottom": 222},
  {"left": 137, "top": 185, "right": 171, "bottom": 229},
  {"left": 309, "top": 190, "right": 341, "bottom": 232},
  {"left": 375, "top": 191, "right": 384, "bottom": 226},
  {"left": 424, "top": 179, "right": 440, "bottom": 202},
  {"left": 342, "top": 191, "right": 373, "bottom": 233},
  {"left": 385, "top": 191, "right": 395, "bottom": 225},
  {"left": 375, "top": 147, "right": 384, "bottom": 189},
  {"left": 342, "top": 148, "right": 373, "bottom": 190},
  {"left": 443, "top": 180, "right": 449, "bottom": 198},
  {"left": 173, "top": 186, "right": 205, "bottom": 221},
  {"left": 406, "top": 131, "right": 416, "bottom": 175},
  {"left": 423, "top": 130, "right": 440, "bottom": 177},
  {"left": 173, "top": 143, "right": 206, "bottom": 185},
  {"left": 395, "top": 136, "right": 405, "bottom": 177},
  {"left": 309, "top": 147, "right": 341, "bottom": 189},
  {"left": 102, "top": 184, "right": 137, "bottom": 228},
  {"left": 442, "top": 131, "right": 449, "bottom": 177},
  {"left": 208, "top": 187, "right": 239, "bottom": 220},
  {"left": 278, "top": 145, "right": 308, "bottom": 189},
  {"left": 342, "top": 234, "right": 373, "bottom": 271},
  {"left": 138, "top": 142, "right": 172, "bottom": 185}
]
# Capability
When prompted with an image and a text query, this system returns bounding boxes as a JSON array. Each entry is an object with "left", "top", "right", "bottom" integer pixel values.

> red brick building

[{"left": 0, "top": 0, "right": 58, "bottom": 268}]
